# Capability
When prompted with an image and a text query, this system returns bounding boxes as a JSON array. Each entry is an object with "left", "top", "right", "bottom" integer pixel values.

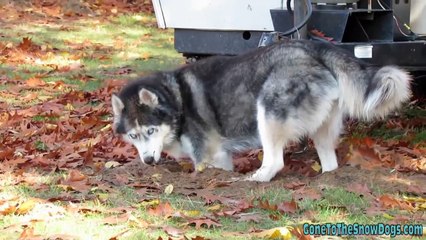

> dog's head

[{"left": 111, "top": 78, "right": 178, "bottom": 165}]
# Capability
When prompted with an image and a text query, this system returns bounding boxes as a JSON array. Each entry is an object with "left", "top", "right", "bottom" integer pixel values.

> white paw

[
  {"left": 321, "top": 162, "right": 338, "bottom": 173},
  {"left": 245, "top": 166, "right": 276, "bottom": 182}
]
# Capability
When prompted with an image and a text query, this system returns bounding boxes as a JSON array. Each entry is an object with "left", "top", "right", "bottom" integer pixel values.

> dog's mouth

[{"left": 140, "top": 152, "right": 163, "bottom": 166}]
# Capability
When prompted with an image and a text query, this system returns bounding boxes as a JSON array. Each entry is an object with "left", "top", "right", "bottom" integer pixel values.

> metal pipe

[{"left": 293, "top": 0, "right": 308, "bottom": 39}]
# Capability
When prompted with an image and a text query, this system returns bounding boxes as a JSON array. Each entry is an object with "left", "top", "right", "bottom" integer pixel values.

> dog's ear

[
  {"left": 138, "top": 88, "right": 158, "bottom": 107},
  {"left": 111, "top": 94, "right": 124, "bottom": 116}
]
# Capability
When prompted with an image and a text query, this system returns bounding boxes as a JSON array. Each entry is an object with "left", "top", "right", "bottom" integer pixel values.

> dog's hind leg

[
  {"left": 310, "top": 103, "right": 343, "bottom": 173},
  {"left": 247, "top": 103, "right": 288, "bottom": 182}
]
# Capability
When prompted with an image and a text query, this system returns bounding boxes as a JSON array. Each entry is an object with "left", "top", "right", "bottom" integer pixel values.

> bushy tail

[{"left": 339, "top": 66, "right": 411, "bottom": 120}]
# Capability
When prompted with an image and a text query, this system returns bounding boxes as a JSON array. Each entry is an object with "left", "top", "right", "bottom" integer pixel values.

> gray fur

[{"left": 112, "top": 40, "right": 411, "bottom": 182}]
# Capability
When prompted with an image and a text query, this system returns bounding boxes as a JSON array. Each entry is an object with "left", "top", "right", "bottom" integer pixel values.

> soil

[{"left": 101, "top": 150, "right": 426, "bottom": 200}]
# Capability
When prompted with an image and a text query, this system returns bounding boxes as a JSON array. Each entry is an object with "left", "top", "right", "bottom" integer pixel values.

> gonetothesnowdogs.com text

[{"left": 303, "top": 223, "right": 424, "bottom": 238}]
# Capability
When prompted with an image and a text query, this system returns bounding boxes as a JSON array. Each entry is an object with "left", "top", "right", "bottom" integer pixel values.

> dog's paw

[
  {"left": 321, "top": 163, "right": 338, "bottom": 173},
  {"left": 245, "top": 167, "right": 275, "bottom": 182}
]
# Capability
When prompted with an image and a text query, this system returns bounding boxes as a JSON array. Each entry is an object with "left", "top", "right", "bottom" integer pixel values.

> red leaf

[
  {"left": 377, "top": 195, "right": 415, "bottom": 211},
  {"left": 283, "top": 181, "right": 306, "bottom": 190},
  {"left": 148, "top": 202, "right": 174, "bottom": 217},
  {"left": 277, "top": 199, "right": 298, "bottom": 214},
  {"left": 18, "top": 37, "right": 34, "bottom": 51},
  {"left": 197, "top": 190, "right": 231, "bottom": 205},
  {"left": 61, "top": 170, "right": 91, "bottom": 192},
  {"left": 346, "top": 183, "right": 373, "bottom": 198},
  {"left": 257, "top": 199, "right": 277, "bottom": 211},
  {"left": 26, "top": 77, "right": 46, "bottom": 87},
  {"left": 292, "top": 187, "right": 322, "bottom": 201},
  {"left": 68, "top": 169, "right": 87, "bottom": 182}
]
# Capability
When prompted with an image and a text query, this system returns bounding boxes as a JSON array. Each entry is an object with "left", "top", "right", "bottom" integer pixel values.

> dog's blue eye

[
  {"left": 129, "top": 133, "right": 138, "bottom": 139},
  {"left": 147, "top": 128, "right": 155, "bottom": 135}
]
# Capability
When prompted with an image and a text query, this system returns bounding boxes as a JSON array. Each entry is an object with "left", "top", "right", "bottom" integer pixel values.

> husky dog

[{"left": 111, "top": 40, "right": 411, "bottom": 182}]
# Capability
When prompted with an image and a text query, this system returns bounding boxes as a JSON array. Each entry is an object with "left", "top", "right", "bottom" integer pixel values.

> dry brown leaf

[
  {"left": 68, "top": 169, "right": 87, "bottom": 182},
  {"left": 186, "top": 217, "right": 221, "bottom": 229},
  {"left": 162, "top": 225, "right": 184, "bottom": 237},
  {"left": 283, "top": 181, "right": 306, "bottom": 190},
  {"left": 147, "top": 201, "right": 174, "bottom": 217},
  {"left": 103, "top": 213, "right": 130, "bottom": 225},
  {"left": 26, "top": 77, "right": 46, "bottom": 87},
  {"left": 346, "top": 183, "right": 373, "bottom": 198},
  {"left": 277, "top": 199, "right": 298, "bottom": 214},
  {"left": 292, "top": 187, "right": 322, "bottom": 201}
]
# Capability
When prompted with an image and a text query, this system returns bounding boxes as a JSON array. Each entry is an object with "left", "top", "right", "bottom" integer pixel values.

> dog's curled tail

[{"left": 339, "top": 66, "right": 411, "bottom": 120}]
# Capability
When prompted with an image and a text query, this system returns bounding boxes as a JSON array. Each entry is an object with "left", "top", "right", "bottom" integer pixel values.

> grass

[
  {"left": 1, "top": 167, "right": 424, "bottom": 239},
  {"left": 0, "top": 14, "right": 182, "bottom": 107},
  {"left": 349, "top": 105, "right": 426, "bottom": 145}
]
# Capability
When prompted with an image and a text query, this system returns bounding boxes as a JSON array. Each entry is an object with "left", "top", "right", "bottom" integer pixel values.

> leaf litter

[{"left": 1, "top": 1, "right": 425, "bottom": 239}]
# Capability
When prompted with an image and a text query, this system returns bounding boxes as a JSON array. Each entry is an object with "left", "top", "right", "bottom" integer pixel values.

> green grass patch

[
  {"left": 1, "top": 13, "right": 183, "bottom": 98},
  {"left": 368, "top": 125, "right": 405, "bottom": 140},
  {"left": 413, "top": 128, "right": 426, "bottom": 145}
]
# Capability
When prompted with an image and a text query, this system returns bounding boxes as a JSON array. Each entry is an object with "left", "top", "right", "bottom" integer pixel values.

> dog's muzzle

[{"left": 143, "top": 156, "right": 155, "bottom": 165}]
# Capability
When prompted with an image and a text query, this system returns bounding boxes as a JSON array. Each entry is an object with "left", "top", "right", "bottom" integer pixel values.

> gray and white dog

[{"left": 111, "top": 40, "right": 411, "bottom": 182}]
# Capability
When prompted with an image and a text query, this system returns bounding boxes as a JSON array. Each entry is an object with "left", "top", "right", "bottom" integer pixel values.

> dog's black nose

[{"left": 144, "top": 156, "right": 155, "bottom": 165}]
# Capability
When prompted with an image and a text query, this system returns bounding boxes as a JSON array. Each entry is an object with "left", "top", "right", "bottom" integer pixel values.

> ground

[{"left": 0, "top": 1, "right": 425, "bottom": 239}]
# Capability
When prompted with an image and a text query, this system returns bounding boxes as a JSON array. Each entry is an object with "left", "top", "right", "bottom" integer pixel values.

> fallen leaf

[
  {"left": 236, "top": 213, "right": 263, "bottom": 223},
  {"left": 18, "top": 224, "right": 41, "bottom": 240},
  {"left": 292, "top": 187, "right": 322, "bottom": 201},
  {"left": 406, "top": 185, "right": 426, "bottom": 196},
  {"left": 148, "top": 201, "right": 174, "bottom": 217},
  {"left": 283, "top": 181, "right": 306, "bottom": 190},
  {"left": 68, "top": 169, "right": 87, "bottom": 181},
  {"left": 191, "top": 236, "right": 208, "bottom": 240},
  {"left": 252, "top": 227, "right": 292, "bottom": 240},
  {"left": 105, "top": 161, "right": 121, "bottom": 169},
  {"left": 60, "top": 170, "right": 91, "bottom": 192},
  {"left": 26, "top": 77, "right": 46, "bottom": 87},
  {"left": 186, "top": 217, "right": 221, "bottom": 229},
  {"left": 103, "top": 213, "right": 130, "bottom": 225},
  {"left": 197, "top": 190, "right": 231, "bottom": 205},
  {"left": 18, "top": 37, "right": 35, "bottom": 51},
  {"left": 290, "top": 226, "right": 314, "bottom": 240},
  {"left": 311, "top": 161, "right": 322, "bottom": 172},
  {"left": 16, "top": 198, "right": 40, "bottom": 215},
  {"left": 346, "top": 183, "right": 373, "bottom": 198},
  {"left": 109, "top": 229, "right": 131, "bottom": 240},
  {"left": 377, "top": 195, "right": 415, "bottom": 211},
  {"left": 164, "top": 184, "right": 173, "bottom": 195},
  {"left": 277, "top": 199, "right": 298, "bottom": 214},
  {"left": 207, "top": 204, "right": 222, "bottom": 212},
  {"left": 162, "top": 225, "right": 184, "bottom": 237},
  {"left": 181, "top": 210, "right": 202, "bottom": 218},
  {"left": 257, "top": 199, "right": 277, "bottom": 211}
]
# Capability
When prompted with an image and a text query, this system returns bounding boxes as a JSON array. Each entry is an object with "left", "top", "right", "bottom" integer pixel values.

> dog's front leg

[
  {"left": 211, "top": 150, "right": 233, "bottom": 171},
  {"left": 180, "top": 134, "right": 207, "bottom": 172}
]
